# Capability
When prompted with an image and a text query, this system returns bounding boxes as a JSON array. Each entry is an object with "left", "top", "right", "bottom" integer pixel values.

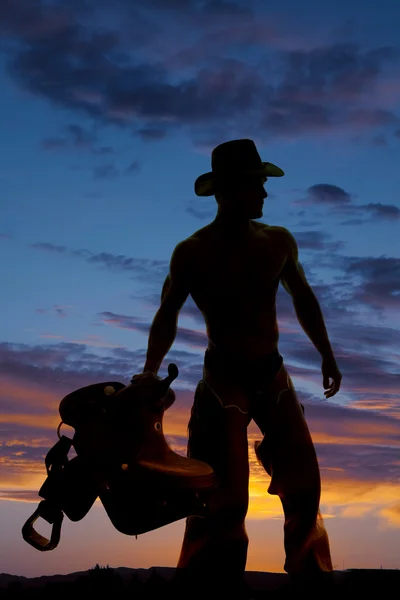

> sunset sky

[{"left": 1, "top": 0, "right": 400, "bottom": 578}]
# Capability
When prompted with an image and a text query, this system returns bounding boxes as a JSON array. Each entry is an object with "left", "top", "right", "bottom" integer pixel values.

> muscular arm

[
  {"left": 279, "top": 228, "right": 335, "bottom": 361},
  {"left": 143, "top": 240, "right": 191, "bottom": 374}
]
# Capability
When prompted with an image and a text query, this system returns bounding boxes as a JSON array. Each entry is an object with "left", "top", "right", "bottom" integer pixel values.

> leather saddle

[{"left": 22, "top": 364, "right": 216, "bottom": 551}]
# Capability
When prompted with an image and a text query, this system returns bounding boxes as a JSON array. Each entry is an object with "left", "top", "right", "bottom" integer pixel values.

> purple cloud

[
  {"left": 303, "top": 184, "right": 353, "bottom": 206},
  {"left": 1, "top": 2, "right": 399, "bottom": 142},
  {"left": 339, "top": 255, "right": 400, "bottom": 311},
  {"left": 99, "top": 310, "right": 208, "bottom": 349},
  {"left": 1, "top": 334, "right": 399, "bottom": 501},
  {"left": 362, "top": 203, "right": 400, "bottom": 220},
  {"left": 294, "top": 184, "right": 399, "bottom": 223},
  {"left": 30, "top": 241, "right": 169, "bottom": 284}
]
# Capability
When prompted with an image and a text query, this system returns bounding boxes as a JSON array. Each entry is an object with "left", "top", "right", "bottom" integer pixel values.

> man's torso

[{"left": 184, "top": 221, "right": 288, "bottom": 360}]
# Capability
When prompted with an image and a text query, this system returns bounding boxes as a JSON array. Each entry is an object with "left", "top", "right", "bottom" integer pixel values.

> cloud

[
  {"left": 338, "top": 255, "right": 400, "bottom": 311},
  {"left": 273, "top": 44, "right": 399, "bottom": 103},
  {"left": 1, "top": 2, "right": 399, "bottom": 142},
  {"left": 338, "top": 205, "right": 400, "bottom": 224},
  {"left": 28, "top": 235, "right": 400, "bottom": 385},
  {"left": 291, "top": 229, "right": 347, "bottom": 254},
  {"left": 186, "top": 199, "right": 217, "bottom": 220},
  {"left": 30, "top": 242, "right": 68, "bottom": 254},
  {"left": 130, "top": 290, "right": 206, "bottom": 327},
  {"left": 281, "top": 342, "right": 400, "bottom": 423},
  {"left": 26, "top": 231, "right": 400, "bottom": 425},
  {"left": 298, "top": 184, "right": 353, "bottom": 206},
  {"left": 362, "top": 203, "right": 400, "bottom": 220},
  {"left": 1, "top": 280, "right": 400, "bottom": 524},
  {"left": 35, "top": 305, "right": 76, "bottom": 319},
  {"left": 99, "top": 310, "right": 208, "bottom": 349},
  {"left": 65, "top": 123, "right": 96, "bottom": 145},
  {"left": 381, "top": 503, "right": 400, "bottom": 526},
  {"left": 92, "top": 163, "right": 119, "bottom": 180},
  {"left": 294, "top": 184, "right": 400, "bottom": 223},
  {"left": 40, "top": 123, "right": 118, "bottom": 159},
  {"left": 303, "top": 399, "right": 400, "bottom": 450},
  {"left": 124, "top": 160, "right": 140, "bottom": 175},
  {"left": 30, "top": 241, "right": 170, "bottom": 285},
  {"left": 0, "top": 0, "right": 73, "bottom": 40},
  {"left": 0, "top": 341, "right": 145, "bottom": 402},
  {"left": 371, "top": 134, "right": 387, "bottom": 146},
  {"left": 137, "top": 127, "right": 168, "bottom": 141},
  {"left": 0, "top": 336, "right": 400, "bottom": 512}
]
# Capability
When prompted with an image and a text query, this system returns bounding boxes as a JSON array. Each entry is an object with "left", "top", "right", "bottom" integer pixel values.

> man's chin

[{"left": 250, "top": 208, "right": 263, "bottom": 219}]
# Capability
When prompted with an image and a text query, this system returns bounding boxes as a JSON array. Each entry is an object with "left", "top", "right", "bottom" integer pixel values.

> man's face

[{"left": 218, "top": 175, "right": 268, "bottom": 219}]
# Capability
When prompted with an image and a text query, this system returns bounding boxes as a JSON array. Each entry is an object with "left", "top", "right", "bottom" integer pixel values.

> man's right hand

[
  {"left": 130, "top": 370, "right": 160, "bottom": 384},
  {"left": 321, "top": 356, "right": 342, "bottom": 398}
]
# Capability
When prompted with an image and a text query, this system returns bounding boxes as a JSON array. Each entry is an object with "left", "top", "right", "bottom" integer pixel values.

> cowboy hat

[{"left": 194, "top": 138, "right": 284, "bottom": 197}]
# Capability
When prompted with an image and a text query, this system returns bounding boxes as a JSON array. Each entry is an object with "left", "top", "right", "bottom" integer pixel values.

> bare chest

[{"left": 189, "top": 232, "right": 285, "bottom": 306}]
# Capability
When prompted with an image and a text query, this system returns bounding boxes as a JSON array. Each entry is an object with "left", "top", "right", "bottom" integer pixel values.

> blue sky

[{"left": 1, "top": 0, "right": 400, "bottom": 577}]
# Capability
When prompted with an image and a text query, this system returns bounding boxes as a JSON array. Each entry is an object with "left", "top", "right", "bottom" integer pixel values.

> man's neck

[{"left": 213, "top": 211, "right": 253, "bottom": 238}]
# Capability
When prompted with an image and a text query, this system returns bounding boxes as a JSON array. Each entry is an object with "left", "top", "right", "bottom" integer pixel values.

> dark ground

[{"left": 1, "top": 565, "right": 399, "bottom": 599}]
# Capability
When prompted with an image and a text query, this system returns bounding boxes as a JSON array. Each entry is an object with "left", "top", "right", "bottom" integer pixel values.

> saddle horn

[
  {"left": 160, "top": 363, "right": 179, "bottom": 392},
  {"left": 155, "top": 363, "right": 179, "bottom": 411}
]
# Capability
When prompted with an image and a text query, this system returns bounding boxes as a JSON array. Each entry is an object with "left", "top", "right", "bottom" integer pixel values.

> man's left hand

[{"left": 321, "top": 357, "right": 342, "bottom": 398}]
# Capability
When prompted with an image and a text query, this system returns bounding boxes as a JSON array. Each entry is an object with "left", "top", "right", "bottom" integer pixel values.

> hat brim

[{"left": 194, "top": 162, "right": 285, "bottom": 196}]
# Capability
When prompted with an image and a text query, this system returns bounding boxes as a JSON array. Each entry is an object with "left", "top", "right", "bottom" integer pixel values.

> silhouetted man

[{"left": 141, "top": 139, "right": 342, "bottom": 598}]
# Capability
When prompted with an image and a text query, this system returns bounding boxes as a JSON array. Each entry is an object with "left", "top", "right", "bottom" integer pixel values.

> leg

[
  {"left": 176, "top": 376, "right": 251, "bottom": 596},
  {"left": 251, "top": 363, "right": 333, "bottom": 574}
]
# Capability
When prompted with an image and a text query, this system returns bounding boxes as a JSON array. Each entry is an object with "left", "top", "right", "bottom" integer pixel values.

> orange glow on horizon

[{"left": 1, "top": 369, "right": 400, "bottom": 579}]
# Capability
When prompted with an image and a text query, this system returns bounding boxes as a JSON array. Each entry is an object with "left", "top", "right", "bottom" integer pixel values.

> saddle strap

[
  {"left": 22, "top": 435, "right": 72, "bottom": 551},
  {"left": 44, "top": 434, "right": 73, "bottom": 476}
]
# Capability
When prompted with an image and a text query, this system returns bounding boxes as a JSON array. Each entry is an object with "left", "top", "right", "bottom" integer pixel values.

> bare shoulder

[
  {"left": 170, "top": 237, "right": 195, "bottom": 263},
  {"left": 187, "top": 223, "right": 215, "bottom": 242},
  {"left": 170, "top": 229, "right": 206, "bottom": 266},
  {"left": 253, "top": 222, "right": 293, "bottom": 245},
  {"left": 183, "top": 224, "right": 215, "bottom": 254},
  {"left": 261, "top": 224, "right": 297, "bottom": 253}
]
